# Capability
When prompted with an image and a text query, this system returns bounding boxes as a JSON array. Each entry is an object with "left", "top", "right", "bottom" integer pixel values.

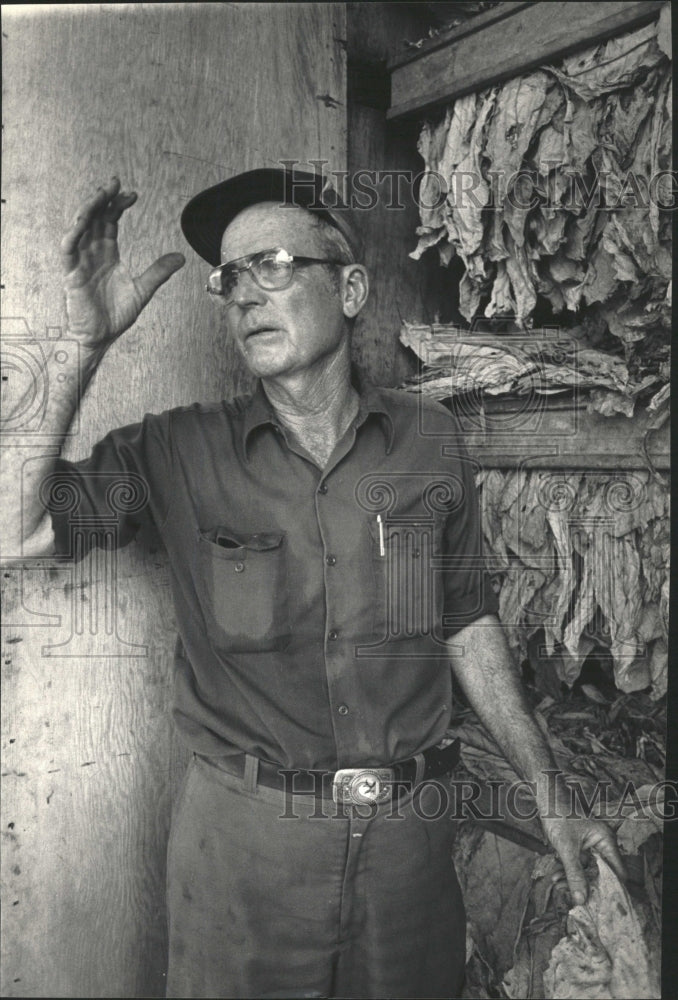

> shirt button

[
  {"left": 326, "top": 554, "right": 337, "bottom": 566},
  {"left": 337, "top": 704, "right": 349, "bottom": 716},
  {"left": 318, "top": 483, "right": 328, "bottom": 494},
  {"left": 328, "top": 629, "right": 339, "bottom": 641},
  {"left": 234, "top": 561, "right": 245, "bottom": 573}
]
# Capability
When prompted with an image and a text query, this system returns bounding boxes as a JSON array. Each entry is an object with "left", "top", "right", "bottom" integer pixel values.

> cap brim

[{"left": 180, "top": 167, "right": 362, "bottom": 266}]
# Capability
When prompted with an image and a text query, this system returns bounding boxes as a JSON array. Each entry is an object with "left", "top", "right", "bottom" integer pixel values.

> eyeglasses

[{"left": 206, "top": 247, "right": 345, "bottom": 301}]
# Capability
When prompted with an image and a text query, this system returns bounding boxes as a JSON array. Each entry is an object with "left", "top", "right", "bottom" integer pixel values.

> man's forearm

[
  {"left": 0, "top": 342, "right": 105, "bottom": 560},
  {"left": 446, "top": 614, "right": 563, "bottom": 812}
]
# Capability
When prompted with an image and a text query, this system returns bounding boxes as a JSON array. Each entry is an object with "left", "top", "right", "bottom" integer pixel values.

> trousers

[{"left": 166, "top": 752, "right": 466, "bottom": 999}]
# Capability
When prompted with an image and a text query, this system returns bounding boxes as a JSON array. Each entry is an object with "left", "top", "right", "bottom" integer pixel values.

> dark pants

[{"left": 166, "top": 753, "right": 466, "bottom": 999}]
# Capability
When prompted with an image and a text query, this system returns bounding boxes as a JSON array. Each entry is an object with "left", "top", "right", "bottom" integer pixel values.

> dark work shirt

[{"left": 49, "top": 382, "right": 498, "bottom": 769}]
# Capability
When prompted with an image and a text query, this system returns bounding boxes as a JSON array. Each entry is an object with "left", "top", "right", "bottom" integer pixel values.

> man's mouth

[{"left": 243, "top": 326, "right": 279, "bottom": 340}]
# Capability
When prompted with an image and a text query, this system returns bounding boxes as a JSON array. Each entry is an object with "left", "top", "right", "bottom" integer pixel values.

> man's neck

[{"left": 262, "top": 350, "right": 359, "bottom": 468}]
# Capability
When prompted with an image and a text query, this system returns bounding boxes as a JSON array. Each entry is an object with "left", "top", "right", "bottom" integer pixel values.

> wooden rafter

[{"left": 388, "top": 0, "right": 667, "bottom": 120}]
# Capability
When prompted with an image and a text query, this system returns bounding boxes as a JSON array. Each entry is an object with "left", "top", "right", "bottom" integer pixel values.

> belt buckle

[{"left": 332, "top": 767, "right": 393, "bottom": 806}]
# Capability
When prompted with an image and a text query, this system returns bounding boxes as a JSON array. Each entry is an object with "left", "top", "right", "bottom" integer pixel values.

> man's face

[{"left": 219, "top": 202, "right": 349, "bottom": 379}]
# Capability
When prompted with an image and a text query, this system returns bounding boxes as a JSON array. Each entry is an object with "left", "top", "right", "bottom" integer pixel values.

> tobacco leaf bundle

[
  {"left": 473, "top": 467, "right": 669, "bottom": 699},
  {"left": 410, "top": 11, "right": 671, "bottom": 417},
  {"left": 451, "top": 699, "right": 664, "bottom": 999}
]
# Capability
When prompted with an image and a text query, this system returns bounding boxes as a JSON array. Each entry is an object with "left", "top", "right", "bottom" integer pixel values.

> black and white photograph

[{"left": 0, "top": 2, "right": 674, "bottom": 998}]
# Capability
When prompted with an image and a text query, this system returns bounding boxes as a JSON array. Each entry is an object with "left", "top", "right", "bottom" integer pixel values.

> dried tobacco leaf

[
  {"left": 484, "top": 73, "right": 550, "bottom": 176},
  {"left": 408, "top": 14, "right": 671, "bottom": 416},
  {"left": 543, "top": 854, "right": 659, "bottom": 999},
  {"left": 562, "top": 545, "right": 595, "bottom": 668},
  {"left": 504, "top": 235, "right": 538, "bottom": 320},
  {"left": 647, "top": 383, "right": 669, "bottom": 412},
  {"left": 485, "top": 260, "right": 514, "bottom": 317},
  {"left": 546, "top": 22, "right": 664, "bottom": 100},
  {"left": 409, "top": 224, "right": 446, "bottom": 261},
  {"left": 446, "top": 90, "right": 496, "bottom": 261},
  {"left": 499, "top": 564, "right": 548, "bottom": 657},
  {"left": 593, "top": 534, "right": 643, "bottom": 690},
  {"left": 600, "top": 75, "right": 656, "bottom": 168},
  {"left": 581, "top": 241, "right": 618, "bottom": 305},
  {"left": 455, "top": 829, "right": 538, "bottom": 981},
  {"left": 615, "top": 784, "right": 663, "bottom": 855},
  {"left": 586, "top": 389, "right": 635, "bottom": 418},
  {"left": 656, "top": 3, "right": 671, "bottom": 59},
  {"left": 457, "top": 463, "right": 668, "bottom": 696},
  {"left": 502, "top": 853, "right": 569, "bottom": 1000}
]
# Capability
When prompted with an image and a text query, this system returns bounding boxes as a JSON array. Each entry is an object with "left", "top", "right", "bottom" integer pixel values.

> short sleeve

[
  {"left": 45, "top": 411, "right": 173, "bottom": 561},
  {"left": 438, "top": 419, "right": 499, "bottom": 636}
]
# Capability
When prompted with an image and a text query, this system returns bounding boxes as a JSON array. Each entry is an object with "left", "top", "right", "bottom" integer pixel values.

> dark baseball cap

[{"left": 180, "top": 166, "right": 363, "bottom": 266}]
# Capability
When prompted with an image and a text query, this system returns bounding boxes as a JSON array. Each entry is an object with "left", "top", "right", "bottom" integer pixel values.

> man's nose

[{"left": 230, "top": 269, "right": 267, "bottom": 307}]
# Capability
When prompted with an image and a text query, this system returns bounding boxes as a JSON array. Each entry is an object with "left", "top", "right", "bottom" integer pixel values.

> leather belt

[{"left": 210, "top": 738, "right": 460, "bottom": 804}]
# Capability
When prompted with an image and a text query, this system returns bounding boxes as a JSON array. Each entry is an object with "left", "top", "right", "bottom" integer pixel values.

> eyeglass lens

[
  {"left": 215, "top": 251, "right": 293, "bottom": 300},
  {"left": 208, "top": 249, "right": 344, "bottom": 300}
]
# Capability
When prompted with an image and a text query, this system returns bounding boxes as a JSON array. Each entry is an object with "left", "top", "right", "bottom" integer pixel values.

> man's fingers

[
  {"left": 91, "top": 191, "right": 137, "bottom": 243},
  {"left": 60, "top": 177, "right": 122, "bottom": 267},
  {"left": 135, "top": 253, "right": 186, "bottom": 305},
  {"left": 563, "top": 865, "right": 588, "bottom": 906},
  {"left": 102, "top": 191, "right": 138, "bottom": 227},
  {"left": 68, "top": 178, "right": 121, "bottom": 233},
  {"left": 555, "top": 825, "right": 627, "bottom": 907},
  {"left": 589, "top": 834, "right": 627, "bottom": 885},
  {"left": 552, "top": 838, "right": 588, "bottom": 906}
]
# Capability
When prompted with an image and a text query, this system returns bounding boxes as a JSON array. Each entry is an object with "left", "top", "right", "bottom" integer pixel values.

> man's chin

[
  {"left": 240, "top": 354, "right": 295, "bottom": 380},
  {"left": 236, "top": 339, "right": 289, "bottom": 377}
]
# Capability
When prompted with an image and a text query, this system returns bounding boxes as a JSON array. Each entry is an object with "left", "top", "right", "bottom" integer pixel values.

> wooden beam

[
  {"left": 388, "top": 0, "right": 666, "bottom": 120},
  {"left": 388, "top": 1, "right": 533, "bottom": 70},
  {"left": 454, "top": 404, "right": 670, "bottom": 470}
]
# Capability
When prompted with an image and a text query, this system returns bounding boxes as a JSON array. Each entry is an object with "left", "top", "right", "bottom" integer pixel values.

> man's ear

[{"left": 340, "top": 264, "right": 369, "bottom": 318}]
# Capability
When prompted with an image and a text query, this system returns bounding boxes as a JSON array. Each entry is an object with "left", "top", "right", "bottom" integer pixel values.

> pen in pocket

[{"left": 377, "top": 514, "right": 385, "bottom": 557}]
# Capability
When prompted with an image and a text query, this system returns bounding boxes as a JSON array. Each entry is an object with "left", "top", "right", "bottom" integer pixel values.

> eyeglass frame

[{"left": 205, "top": 246, "right": 348, "bottom": 301}]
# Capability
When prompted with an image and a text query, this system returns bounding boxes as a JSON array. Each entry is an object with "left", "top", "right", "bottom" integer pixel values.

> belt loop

[
  {"left": 413, "top": 752, "right": 426, "bottom": 786},
  {"left": 243, "top": 753, "right": 259, "bottom": 793}
]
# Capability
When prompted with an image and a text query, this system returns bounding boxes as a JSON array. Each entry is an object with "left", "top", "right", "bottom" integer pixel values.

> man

[{"left": 4, "top": 169, "right": 624, "bottom": 998}]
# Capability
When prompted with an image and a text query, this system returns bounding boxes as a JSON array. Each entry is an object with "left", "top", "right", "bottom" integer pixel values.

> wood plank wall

[{"left": 0, "top": 4, "right": 346, "bottom": 996}]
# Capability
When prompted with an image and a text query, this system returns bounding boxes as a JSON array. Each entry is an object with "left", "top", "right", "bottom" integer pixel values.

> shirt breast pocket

[
  {"left": 368, "top": 516, "right": 445, "bottom": 640},
  {"left": 197, "top": 526, "right": 290, "bottom": 652}
]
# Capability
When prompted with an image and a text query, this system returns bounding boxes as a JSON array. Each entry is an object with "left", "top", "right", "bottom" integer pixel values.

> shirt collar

[{"left": 242, "top": 377, "right": 395, "bottom": 460}]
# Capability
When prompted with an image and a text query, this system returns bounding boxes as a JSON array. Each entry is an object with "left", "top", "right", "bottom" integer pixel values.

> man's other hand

[
  {"left": 61, "top": 176, "right": 185, "bottom": 347},
  {"left": 540, "top": 812, "right": 627, "bottom": 905}
]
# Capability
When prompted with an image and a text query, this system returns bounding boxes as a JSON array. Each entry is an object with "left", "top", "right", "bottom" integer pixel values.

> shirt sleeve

[
  {"left": 45, "top": 410, "right": 173, "bottom": 561},
  {"left": 438, "top": 417, "right": 499, "bottom": 636}
]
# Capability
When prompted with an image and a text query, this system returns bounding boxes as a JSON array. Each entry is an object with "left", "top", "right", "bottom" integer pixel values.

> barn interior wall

[{"left": 1, "top": 5, "right": 346, "bottom": 995}]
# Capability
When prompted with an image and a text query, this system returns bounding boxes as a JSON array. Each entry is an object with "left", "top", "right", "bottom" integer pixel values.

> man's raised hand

[{"left": 61, "top": 177, "right": 185, "bottom": 347}]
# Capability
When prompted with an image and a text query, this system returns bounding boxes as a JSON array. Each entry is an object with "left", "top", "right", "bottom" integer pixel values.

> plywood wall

[{"left": 1, "top": 4, "right": 346, "bottom": 996}]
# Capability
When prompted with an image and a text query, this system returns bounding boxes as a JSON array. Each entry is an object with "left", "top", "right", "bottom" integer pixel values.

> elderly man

[{"left": 5, "top": 169, "right": 624, "bottom": 999}]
